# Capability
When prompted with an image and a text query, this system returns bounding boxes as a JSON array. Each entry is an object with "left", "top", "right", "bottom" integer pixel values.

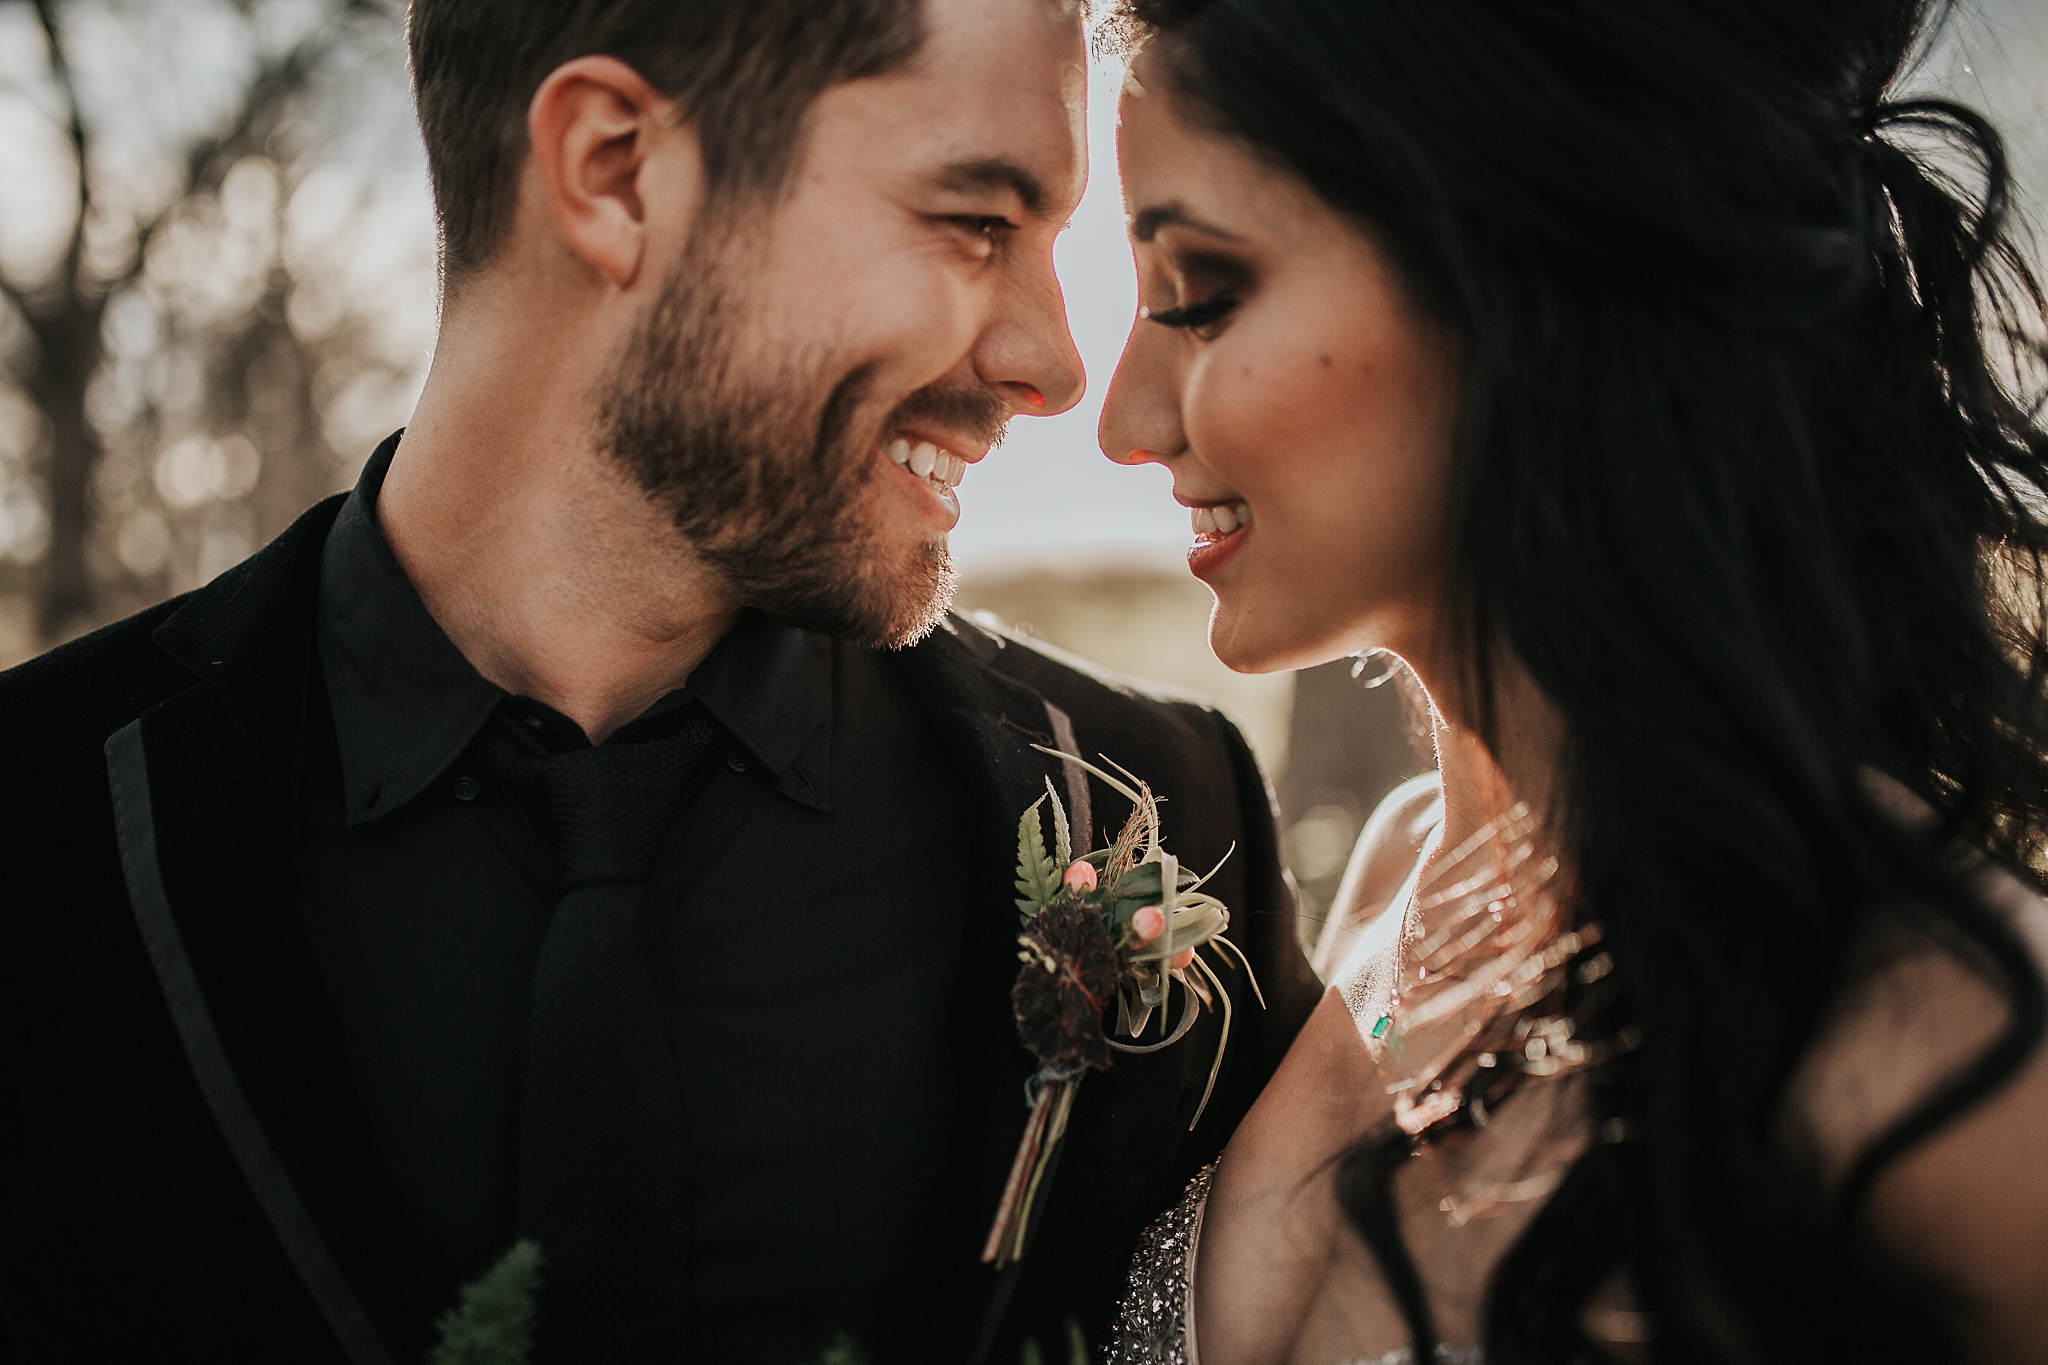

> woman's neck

[
  {"left": 1418, "top": 656, "right": 1561, "bottom": 861},
  {"left": 1432, "top": 718, "right": 1521, "bottom": 853}
]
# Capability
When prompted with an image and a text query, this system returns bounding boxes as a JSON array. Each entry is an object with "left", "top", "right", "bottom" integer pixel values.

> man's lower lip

[
  {"left": 887, "top": 452, "right": 960, "bottom": 528},
  {"left": 1187, "top": 527, "right": 1247, "bottom": 578}
]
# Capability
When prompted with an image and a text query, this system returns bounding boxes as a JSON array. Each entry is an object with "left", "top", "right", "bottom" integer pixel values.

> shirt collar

[
  {"left": 689, "top": 611, "right": 833, "bottom": 811},
  {"left": 319, "top": 433, "right": 506, "bottom": 825},
  {"left": 317, "top": 431, "right": 833, "bottom": 825}
]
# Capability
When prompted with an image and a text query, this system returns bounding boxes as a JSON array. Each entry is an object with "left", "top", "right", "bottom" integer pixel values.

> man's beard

[{"left": 597, "top": 239, "right": 1003, "bottom": 649}]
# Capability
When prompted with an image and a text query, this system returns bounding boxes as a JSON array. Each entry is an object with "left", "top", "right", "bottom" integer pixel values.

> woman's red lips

[{"left": 1187, "top": 521, "right": 1248, "bottom": 580}]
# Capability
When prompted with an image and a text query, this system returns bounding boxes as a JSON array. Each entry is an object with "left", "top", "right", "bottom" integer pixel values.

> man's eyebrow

[
  {"left": 930, "top": 157, "right": 1046, "bottom": 215},
  {"left": 1130, "top": 203, "right": 1242, "bottom": 243}
]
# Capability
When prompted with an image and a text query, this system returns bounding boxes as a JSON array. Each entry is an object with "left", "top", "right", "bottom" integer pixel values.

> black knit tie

[{"left": 479, "top": 706, "right": 724, "bottom": 1363}]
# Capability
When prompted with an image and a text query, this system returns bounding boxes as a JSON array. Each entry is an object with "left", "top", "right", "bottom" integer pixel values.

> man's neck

[{"left": 378, "top": 320, "right": 739, "bottom": 745}]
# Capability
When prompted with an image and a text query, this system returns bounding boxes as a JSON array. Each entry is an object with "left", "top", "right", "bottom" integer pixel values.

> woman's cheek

[
  {"left": 1193, "top": 341, "right": 1357, "bottom": 494},
  {"left": 1185, "top": 346, "right": 1303, "bottom": 482}
]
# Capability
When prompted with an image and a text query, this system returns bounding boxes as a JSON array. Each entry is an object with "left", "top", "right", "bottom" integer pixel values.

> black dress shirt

[{"left": 296, "top": 434, "right": 975, "bottom": 1361}]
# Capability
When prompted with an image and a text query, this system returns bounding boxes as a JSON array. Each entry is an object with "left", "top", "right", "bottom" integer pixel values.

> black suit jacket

[{"left": 0, "top": 494, "right": 1319, "bottom": 1364}]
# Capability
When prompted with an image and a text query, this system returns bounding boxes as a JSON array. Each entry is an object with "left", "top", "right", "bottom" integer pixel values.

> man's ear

[{"left": 526, "top": 55, "right": 700, "bottom": 290}]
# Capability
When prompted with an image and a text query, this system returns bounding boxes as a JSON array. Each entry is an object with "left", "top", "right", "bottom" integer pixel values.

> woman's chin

[{"left": 1207, "top": 606, "right": 1357, "bottom": 676}]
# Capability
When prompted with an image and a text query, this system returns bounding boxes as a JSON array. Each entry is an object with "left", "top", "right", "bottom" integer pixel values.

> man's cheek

[{"left": 852, "top": 271, "right": 982, "bottom": 381}]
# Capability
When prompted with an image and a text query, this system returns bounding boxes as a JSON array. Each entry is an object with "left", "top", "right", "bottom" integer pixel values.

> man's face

[{"left": 601, "top": 0, "right": 1088, "bottom": 648}]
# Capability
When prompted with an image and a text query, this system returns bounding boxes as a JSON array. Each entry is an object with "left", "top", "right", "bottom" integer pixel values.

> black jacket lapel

[
  {"left": 106, "top": 496, "right": 416, "bottom": 1364},
  {"left": 892, "top": 617, "right": 1102, "bottom": 1359}
]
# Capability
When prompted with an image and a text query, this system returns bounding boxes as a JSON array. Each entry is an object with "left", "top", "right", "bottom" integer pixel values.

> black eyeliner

[{"left": 1145, "top": 295, "right": 1239, "bottom": 330}]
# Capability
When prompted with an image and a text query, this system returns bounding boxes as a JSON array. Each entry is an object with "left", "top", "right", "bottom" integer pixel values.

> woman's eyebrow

[{"left": 1130, "top": 202, "right": 1244, "bottom": 243}]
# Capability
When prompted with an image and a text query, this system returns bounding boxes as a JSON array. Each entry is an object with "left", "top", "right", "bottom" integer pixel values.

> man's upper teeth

[
  {"left": 1192, "top": 502, "right": 1249, "bottom": 536},
  {"left": 886, "top": 437, "right": 965, "bottom": 490}
]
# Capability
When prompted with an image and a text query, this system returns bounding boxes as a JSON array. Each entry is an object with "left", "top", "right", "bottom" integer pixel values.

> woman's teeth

[
  {"left": 886, "top": 437, "right": 966, "bottom": 491},
  {"left": 1191, "top": 502, "right": 1251, "bottom": 539}
]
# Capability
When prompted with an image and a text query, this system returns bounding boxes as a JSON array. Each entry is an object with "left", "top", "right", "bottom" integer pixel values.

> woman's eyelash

[{"left": 1143, "top": 295, "right": 1239, "bottom": 330}]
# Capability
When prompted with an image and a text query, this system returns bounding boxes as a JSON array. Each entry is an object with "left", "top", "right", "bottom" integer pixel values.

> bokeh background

[{"left": 1, "top": 0, "right": 2042, "bottom": 939}]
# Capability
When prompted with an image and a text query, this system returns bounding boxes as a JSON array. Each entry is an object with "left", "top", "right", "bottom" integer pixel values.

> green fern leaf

[{"left": 1014, "top": 797, "right": 1061, "bottom": 917}]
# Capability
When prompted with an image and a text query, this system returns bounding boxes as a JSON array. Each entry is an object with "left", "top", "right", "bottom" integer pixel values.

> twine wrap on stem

[{"left": 981, "top": 1060, "right": 1088, "bottom": 1269}]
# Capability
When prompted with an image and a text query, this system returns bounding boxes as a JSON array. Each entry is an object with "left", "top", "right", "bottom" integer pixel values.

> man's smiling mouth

[{"left": 884, "top": 435, "right": 968, "bottom": 492}]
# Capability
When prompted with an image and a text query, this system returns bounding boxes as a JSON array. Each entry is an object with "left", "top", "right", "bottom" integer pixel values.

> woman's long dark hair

[{"left": 1113, "top": 1, "right": 2048, "bottom": 1359}]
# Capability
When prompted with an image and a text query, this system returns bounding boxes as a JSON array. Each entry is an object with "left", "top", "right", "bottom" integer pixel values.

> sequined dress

[
  {"left": 1103, "top": 1165, "right": 1485, "bottom": 1365},
  {"left": 1103, "top": 1164, "right": 1212, "bottom": 1363}
]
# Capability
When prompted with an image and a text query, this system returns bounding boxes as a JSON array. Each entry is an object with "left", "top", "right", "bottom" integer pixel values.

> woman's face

[{"left": 1099, "top": 51, "right": 1461, "bottom": 675}]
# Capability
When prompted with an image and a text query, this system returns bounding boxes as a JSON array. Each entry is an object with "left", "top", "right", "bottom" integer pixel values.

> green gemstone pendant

[{"left": 1371, "top": 1015, "right": 1393, "bottom": 1039}]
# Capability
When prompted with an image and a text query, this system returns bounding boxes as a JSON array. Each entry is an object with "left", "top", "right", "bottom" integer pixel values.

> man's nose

[{"left": 980, "top": 256, "right": 1087, "bottom": 417}]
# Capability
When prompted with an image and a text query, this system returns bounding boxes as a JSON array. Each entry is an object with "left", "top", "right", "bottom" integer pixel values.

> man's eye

[
  {"left": 1142, "top": 295, "right": 1239, "bottom": 333},
  {"left": 951, "top": 216, "right": 1015, "bottom": 241}
]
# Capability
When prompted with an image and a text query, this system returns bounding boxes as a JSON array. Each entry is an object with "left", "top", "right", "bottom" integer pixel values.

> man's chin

[
  {"left": 859, "top": 539, "right": 958, "bottom": 650},
  {"left": 747, "top": 538, "right": 956, "bottom": 650}
]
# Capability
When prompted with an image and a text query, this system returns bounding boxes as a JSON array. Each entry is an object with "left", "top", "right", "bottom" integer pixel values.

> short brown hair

[{"left": 407, "top": 0, "right": 927, "bottom": 284}]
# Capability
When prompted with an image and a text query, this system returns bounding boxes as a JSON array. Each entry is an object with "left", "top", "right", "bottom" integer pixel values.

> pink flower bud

[
  {"left": 1170, "top": 947, "right": 1196, "bottom": 972},
  {"left": 1131, "top": 905, "right": 1165, "bottom": 943},
  {"left": 1063, "top": 860, "right": 1098, "bottom": 893}
]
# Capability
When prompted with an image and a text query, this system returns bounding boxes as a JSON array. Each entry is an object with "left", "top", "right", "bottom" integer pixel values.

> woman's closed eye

[{"left": 1142, "top": 294, "right": 1239, "bottom": 335}]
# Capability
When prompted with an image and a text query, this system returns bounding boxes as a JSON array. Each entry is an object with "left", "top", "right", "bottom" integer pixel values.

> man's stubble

[{"left": 597, "top": 232, "right": 996, "bottom": 650}]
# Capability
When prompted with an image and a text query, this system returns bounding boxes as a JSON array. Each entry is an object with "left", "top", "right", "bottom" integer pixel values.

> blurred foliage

[
  {"left": 426, "top": 1239, "right": 541, "bottom": 1365},
  {"left": 0, "top": 0, "right": 430, "bottom": 661}
]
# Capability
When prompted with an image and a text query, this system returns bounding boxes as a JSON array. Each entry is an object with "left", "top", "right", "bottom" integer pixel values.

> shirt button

[
  {"left": 726, "top": 750, "right": 752, "bottom": 774},
  {"left": 452, "top": 775, "right": 481, "bottom": 802}
]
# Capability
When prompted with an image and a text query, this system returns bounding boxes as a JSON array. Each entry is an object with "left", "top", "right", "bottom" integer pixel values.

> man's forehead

[
  {"left": 884, "top": 0, "right": 1088, "bottom": 198},
  {"left": 912, "top": 0, "right": 1087, "bottom": 75}
]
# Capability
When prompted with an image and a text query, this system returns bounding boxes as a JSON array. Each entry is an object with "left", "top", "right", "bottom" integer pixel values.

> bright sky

[{"left": 948, "top": 54, "right": 1190, "bottom": 575}]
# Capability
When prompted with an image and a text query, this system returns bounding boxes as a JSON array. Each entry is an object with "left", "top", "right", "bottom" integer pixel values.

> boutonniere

[{"left": 981, "top": 747, "right": 1264, "bottom": 1269}]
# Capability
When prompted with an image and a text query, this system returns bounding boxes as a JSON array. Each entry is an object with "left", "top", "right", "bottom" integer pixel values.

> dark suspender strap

[
  {"left": 105, "top": 719, "right": 398, "bottom": 1365},
  {"left": 1043, "top": 701, "right": 1093, "bottom": 855}
]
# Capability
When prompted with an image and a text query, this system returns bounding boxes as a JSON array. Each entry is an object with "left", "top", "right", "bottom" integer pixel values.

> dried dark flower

[{"left": 1012, "top": 898, "right": 1120, "bottom": 1072}]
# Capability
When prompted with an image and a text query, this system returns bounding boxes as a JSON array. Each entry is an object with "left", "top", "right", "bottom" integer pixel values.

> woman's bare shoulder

[
  {"left": 1788, "top": 782, "right": 2048, "bottom": 1361},
  {"left": 1309, "top": 772, "right": 1443, "bottom": 980}
]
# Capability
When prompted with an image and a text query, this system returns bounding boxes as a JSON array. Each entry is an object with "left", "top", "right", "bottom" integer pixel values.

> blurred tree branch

[
  {"left": 29, "top": 0, "right": 89, "bottom": 293},
  {"left": 3, "top": 0, "right": 387, "bottom": 643}
]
